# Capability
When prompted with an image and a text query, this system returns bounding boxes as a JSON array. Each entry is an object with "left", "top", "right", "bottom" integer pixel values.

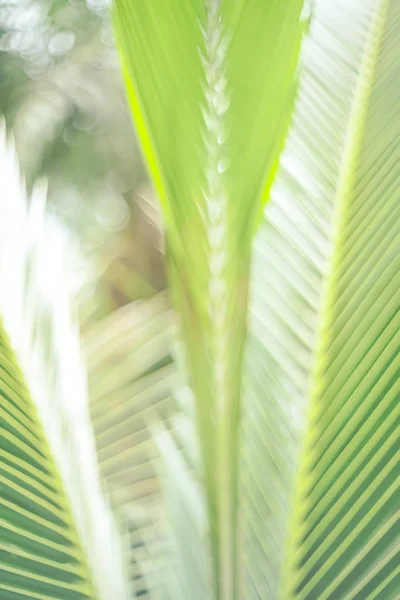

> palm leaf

[
  {"left": 0, "top": 120, "right": 128, "bottom": 600},
  {"left": 85, "top": 292, "right": 213, "bottom": 598},
  {"left": 84, "top": 292, "right": 212, "bottom": 598},
  {"left": 90, "top": 0, "right": 399, "bottom": 598},
  {"left": 84, "top": 294, "right": 179, "bottom": 597},
  {"left": 113, "top": 2, "right": 309, "bottom": 596},
  {"left": 154, "top": 422, "right": 208, "bottom": 600},
  {"left": 241, "top": 0, "right": 374, "bottom": 594},
  {"left": 280, "top": 0, "right": 400, "bottom": 597}
]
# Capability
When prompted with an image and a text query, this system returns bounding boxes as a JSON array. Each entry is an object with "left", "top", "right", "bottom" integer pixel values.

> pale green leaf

[
  {"left": 87, "top": 1, "right": 400, "bottom": 599},
  {"left": 242, "top": 0, "right": 374, "bottom": 594},
  {"left": 84, "top": 294, "right": 180, "bottom": 598},
  {"left": 113, "top": 3, "right": 308, "bottom": 597},
  {"left": 282, "top": 0, "right": 400, "bottom": 597},
  {"left": 0, "top": 121, "right": 128, "bottom": 600}
]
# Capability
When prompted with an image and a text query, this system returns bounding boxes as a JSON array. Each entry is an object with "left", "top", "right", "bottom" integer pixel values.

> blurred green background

[{"left": 0, "top": 0, "right": 165, "bottom": 321}]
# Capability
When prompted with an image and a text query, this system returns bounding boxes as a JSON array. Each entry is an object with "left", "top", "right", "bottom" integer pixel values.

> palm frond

[
  {"left": 281, "top": 0, "right": 400, "bottom": 597},
  {"left": 84, "top": 292, "right": 211, "bottom": 598},
  {"left": 90, "top": 1, "right": 400, "bottom": 599},
  {"left": 241, "top": 0, "right": 375, "bottom": 594},
  {"left": 84, "top": 293, "right": 179, "bottom": 597},
  {"left": 154, "top": 422, "right": 208, "bottom": 600},
  {"left": 0, "top": 119, "right": 128, "bottom": 600},
  {"left": 113, "top": 2, "right": 309, "bottom": 596}
]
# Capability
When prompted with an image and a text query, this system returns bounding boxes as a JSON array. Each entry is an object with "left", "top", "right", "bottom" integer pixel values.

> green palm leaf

[
  {"left": 86, "top": 291, "right": 223, "bottom": 597},
  {"left": 281, "top": 0, "right": 400, "bottom": 597},
  {"left": 0, "top": 121, "right": 128, "bottom": 600},
  {"left": 99, "top": 0, "right": 400, "bottom": 598},
  {"left": 84, "top": 294, "right": 179, "bottom": 597},
  {"left": 113, "top": 2, "right": 309, "bottom": 597},
  {"left": 154, "top": 421, "right": 208, "bottom": 600},
  {"left": 241, "top": 0, "right": 378, "bottom": 595},
  {"left": 85, "top": 293, "right": 207, "bottom": 598}
]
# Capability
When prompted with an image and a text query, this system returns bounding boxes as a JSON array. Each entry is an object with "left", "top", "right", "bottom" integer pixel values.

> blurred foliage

[
  {"left": 0, "top": 0, "right": 165, "bottom": 314},
  {"left": 1, "top": 1, "right": 398, "bottom": 599}
]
